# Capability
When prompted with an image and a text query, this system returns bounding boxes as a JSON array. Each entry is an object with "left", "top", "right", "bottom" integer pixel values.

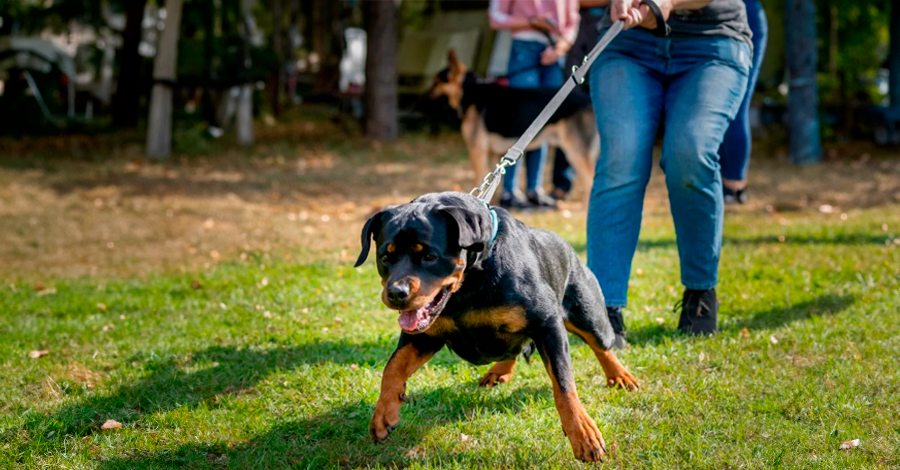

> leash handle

[
  {"left": 640, "top": 0, "right": 671, "bottom": 37},
  {"left": 471, "top": 21, "right": 624, "bottom": 202}
]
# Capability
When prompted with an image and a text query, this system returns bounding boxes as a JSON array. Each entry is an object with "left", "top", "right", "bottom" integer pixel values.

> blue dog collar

[{"left": 489, "top": 208, "right": 499, "bottom": 246}]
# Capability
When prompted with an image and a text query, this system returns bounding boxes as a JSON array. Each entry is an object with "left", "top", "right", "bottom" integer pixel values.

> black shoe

[
  {"left": 526, "top": 190, "right": 558, "bottom": 210},
  {"left": 723, "top": 186, "right": 748, "bottom": 205},
  {"left": 676, "top": 288, "right": 718, "bottom": 335},
  {"left": 499, "top": 191, "right": 532, "bottom": 211},
  {"left": 606, "top": 306, "right": 628, "bottom": 349},
  {"left": 550, "top": 187, "right": 570, "bottom": 201}
]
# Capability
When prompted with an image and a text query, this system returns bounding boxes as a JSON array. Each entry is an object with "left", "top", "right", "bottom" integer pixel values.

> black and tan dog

[
  {"left": 355, "top": 191, "right": 638, "bottom": 462},
  {"left": 429, "top": 50, "right": 599, "bottom": 200}
]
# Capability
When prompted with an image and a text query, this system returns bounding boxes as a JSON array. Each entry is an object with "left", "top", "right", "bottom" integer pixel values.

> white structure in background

[
  {"left": 339, "top": 27, "right": 366, "bottom": 93},
  {"left": 0, "top": 37, "right": 77, "bottom": 117}
]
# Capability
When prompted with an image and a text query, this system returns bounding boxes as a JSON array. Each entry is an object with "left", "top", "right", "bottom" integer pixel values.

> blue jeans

[
  {"left": 587, "top": 29, "right": 751, "bottom": 307},
  {"left": 503, "top": 39, "right": 565, "bottom": 196},
  {"left": 719, "top": 0, "right": 768, "bottom": 181}
]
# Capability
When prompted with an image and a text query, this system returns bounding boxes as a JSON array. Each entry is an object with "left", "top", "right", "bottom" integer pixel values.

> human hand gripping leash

[{"left": 470, "top": 1, "right": 669, "bottom": 203}]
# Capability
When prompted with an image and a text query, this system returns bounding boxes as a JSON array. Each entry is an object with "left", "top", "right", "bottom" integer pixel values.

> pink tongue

[{"left": 398, "top": 310, "right": 419, "bottom": 331}]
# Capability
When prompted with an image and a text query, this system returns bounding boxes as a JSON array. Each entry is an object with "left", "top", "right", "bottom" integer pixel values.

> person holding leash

[
  {"left": 719, "top": 0, "right": 767, "bottom": 204},
  {"left": 489, "top": 0, "right": 580, "bottom": 210},
  {"left": 586, "top": 0, "right": 753, "bottom": 346}
]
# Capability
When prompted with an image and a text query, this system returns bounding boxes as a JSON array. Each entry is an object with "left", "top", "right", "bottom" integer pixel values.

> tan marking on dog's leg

[
  {"left": 370, "top": 343, "right": 436, "bottom": 442},
  {"left": 564, "top": 321, "right": 639, "bottom": 391},
  {"left": 462, "top": 108, "right": 489, "bottom": 188},
  {"left": 558, "top": 120, "right": 597, "bottom": 203},
  {"left": 542, "top": 358, "right": 607, "bottom": 462},
  {"left": 478, "top": 359, "right": 516, "bottom": 387}
]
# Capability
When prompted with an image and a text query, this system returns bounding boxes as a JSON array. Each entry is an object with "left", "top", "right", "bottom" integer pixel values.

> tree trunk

[
  {"left": 784, "top": 0, "right": 821, "bottom": 165},
  {"left": 146, "top": 0, "right": 184, "bottom": 159},
  {"left": 269, "top": 0, "right": 283, "bottom": 117},
  {"left": 891, "top": 0, "right": 900, "bottom": 110},
  {"left": 364, "top": 0, "right": 398, "bottom": 141},
  {"left": 310, "top": 0, "right": 343, "bottom": 96},
  {"left": 237, "top": 0, "right": 255, "bottom": 146},
  {"left": 114, "top": 0, "right": 148, "bottom": 128}
]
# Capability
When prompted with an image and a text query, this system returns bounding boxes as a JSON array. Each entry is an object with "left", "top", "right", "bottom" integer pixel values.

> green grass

[{"left": 2, "top": 204, "right": 899, "bottom": 469}]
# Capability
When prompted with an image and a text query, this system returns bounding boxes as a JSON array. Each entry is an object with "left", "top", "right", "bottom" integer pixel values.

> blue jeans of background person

[
  {"left": 587, "top": 29, "right": 750, "bottom": 307},
  {"left": 503, "top": 39, "right": 564, "bottom": 196},
  {"left": 719, "top": 0, "right": 768, "bottom": 182}
]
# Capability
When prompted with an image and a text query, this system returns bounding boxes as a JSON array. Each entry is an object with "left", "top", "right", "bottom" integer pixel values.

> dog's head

[
  {"left": 355, "top": 195, "right": 492, "bottom": 333},
  {"left": 428, "top": 49, "right": 468, "bottom": 110}
]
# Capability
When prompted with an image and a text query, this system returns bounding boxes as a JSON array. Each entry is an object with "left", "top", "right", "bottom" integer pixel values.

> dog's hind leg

[
  {"left": 478, "top": 359, "right": 516, "bottom": 387},
  {"left": 563, "top": 263, "right": 639, "bottom": 391},
  {"left": 462, "top": 107, "right": 490, "bottom": 188},
  {"left": 558, "top": 116, "right": 598, "bottom": 204}
]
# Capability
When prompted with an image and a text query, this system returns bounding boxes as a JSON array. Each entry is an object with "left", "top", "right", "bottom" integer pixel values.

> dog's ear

[
  {"left": 447, "top": 48, "right": 459, "bottom": 68},
  {"left": 447, "top": 48, "right": 466, "bottom": 80},
  {"left": 355, "top": 210, "right": 384, "bottom": 267},
  {"left": 438, "top": 206, "right": 491, "bottom": 253}
]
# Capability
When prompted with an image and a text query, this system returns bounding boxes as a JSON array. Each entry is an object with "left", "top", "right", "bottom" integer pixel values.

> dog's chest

[{"left": 426, "top": 306, "right": 530, "bottom": 365}]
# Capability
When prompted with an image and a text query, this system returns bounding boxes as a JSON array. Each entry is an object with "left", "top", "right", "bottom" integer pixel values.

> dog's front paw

[
  {"left": 606, "top": 370, "right": 640, "bottom": 391},
  {"left": 565, "top": 413, "right": 607, "bottom": 462},
  {"left": 370, "top": 400, "right": 401, "bottom": 443}
]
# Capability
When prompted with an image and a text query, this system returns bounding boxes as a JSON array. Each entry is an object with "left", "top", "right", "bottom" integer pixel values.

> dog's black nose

[{"left": 387, "top": 283, "right": 410, "bottom": 304}]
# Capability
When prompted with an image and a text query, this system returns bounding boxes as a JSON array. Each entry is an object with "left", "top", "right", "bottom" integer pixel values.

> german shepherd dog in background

[{"left": 429, "top": 50, "right": 599, "bottom": 200}]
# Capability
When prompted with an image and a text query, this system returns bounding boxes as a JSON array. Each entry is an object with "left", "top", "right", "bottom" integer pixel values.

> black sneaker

[
  {"left": 723, "top": 186, "right": 747, "bottom": 205},
  {"left": 499, "top": 191, "right": 532, "bottom": 211},
  {"left": 551, "top": 187, "right": 570, "bottom": 201},
  {"left": 526, "top": 190, "right": 558, "bottom": 210},
  {"left": 606, "top": 306, "right": 628, "bottom": 349},
  {"left": 676, "top": 288, "right": 718, "bottom": 335}
]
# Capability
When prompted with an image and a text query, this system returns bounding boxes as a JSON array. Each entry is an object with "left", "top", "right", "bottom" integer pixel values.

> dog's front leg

[
  {"left": 371, "top": 333, "right": 443, "bottom": 442},
  {"left": 534, "top": 319, "right": 607, "bottom": 462}
]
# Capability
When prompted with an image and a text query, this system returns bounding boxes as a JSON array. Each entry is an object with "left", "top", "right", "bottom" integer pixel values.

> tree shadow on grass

[
  {"left": 1, "top": 339, "right": 458, "bottom": 458},
  {"left": 729, "top": 293, "right": 856, "bottom": 331},
  {"left": 626, "top": 293, "right": 856, "bottom": 347},
  {"left": 96, "top": 385, "right": 547, "bottom": 469}
]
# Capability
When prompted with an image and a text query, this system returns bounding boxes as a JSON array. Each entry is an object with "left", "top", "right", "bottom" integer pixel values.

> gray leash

[{"left": 470, "top": 20, "right": 624, "bottom": 202}]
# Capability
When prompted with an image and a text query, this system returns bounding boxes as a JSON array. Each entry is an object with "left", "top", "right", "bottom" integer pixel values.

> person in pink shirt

[{"left": 489, "top": 0, "right": 580, "bottom": 210}]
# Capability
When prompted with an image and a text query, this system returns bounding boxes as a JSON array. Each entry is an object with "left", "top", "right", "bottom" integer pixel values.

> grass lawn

[{"left": 1, "top": 124, "right": 899, "bottom": 468}]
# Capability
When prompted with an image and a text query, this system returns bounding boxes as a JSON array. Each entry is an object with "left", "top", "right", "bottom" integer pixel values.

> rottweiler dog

[{"left": 355, "top": 191, "right": 638, "bottom": 462}]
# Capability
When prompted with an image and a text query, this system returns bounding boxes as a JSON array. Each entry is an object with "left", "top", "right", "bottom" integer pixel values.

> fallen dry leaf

[
  {"left": 350, "top": 364, "right": 359, "bottom": 371},
  {"left": 769, "top": 335, "right": 779, "bottom": 344},
  {"left": 100, "top": 419, "right": 122, "bottom": 430},
  {"left": 34, "top": 282, "right": 45, "bottom": 292},
  {"left": 191, "top": 280, "right": 202, "bottom": 289},
  {"left": 28, "top": 350, "right": 49, "bottom": 359},
  {"left": 655, "top": 317, "right": 665, "bottom": 325},
  {"left": 36, "top": 287, "right": 57, "bottom": 296},
  {"left": 839, "top": 439, "right": 860, "bottom": 450},
  {"left": 97, "top": 303, "right": 107, "bottom": 312},
  {"left": 739, "top": 328, "right": 750, "bottom": 338},
  {"left": 460, "top": 433, "right": 471, "bottom": 442}
]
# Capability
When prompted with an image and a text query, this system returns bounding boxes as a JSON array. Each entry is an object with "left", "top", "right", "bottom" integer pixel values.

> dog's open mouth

[{"left": 398, "top": 287, "right": 451, "bottom": 333}]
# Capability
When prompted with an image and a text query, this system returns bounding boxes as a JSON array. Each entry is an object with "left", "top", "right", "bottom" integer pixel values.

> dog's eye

[
  {"left": 380, "top": 255, "right": 391, "bottom": 265},
  {"left": 423, "top": 254, "right": 437, "bottom": 263}
]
